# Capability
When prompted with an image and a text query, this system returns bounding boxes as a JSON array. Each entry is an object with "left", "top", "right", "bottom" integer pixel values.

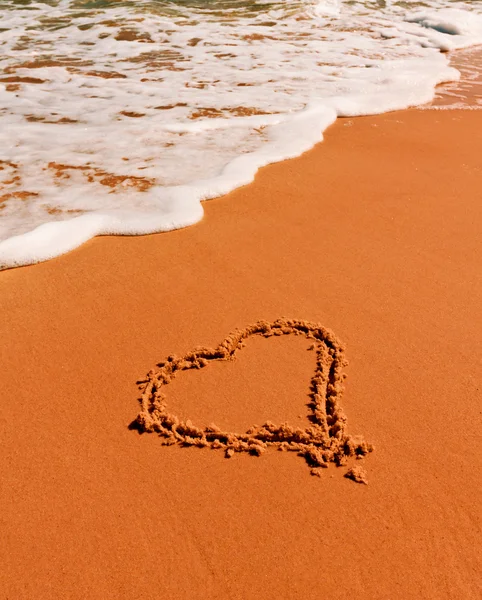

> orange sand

[
  {"left": 1, "top": 109, "right": 481, "bottom": 599},
  {"left": 134, "top": 318, "right": 373, "bottom": 477},
  {"left": 431, "top": 46, "right": 482, "bottom": 108}
]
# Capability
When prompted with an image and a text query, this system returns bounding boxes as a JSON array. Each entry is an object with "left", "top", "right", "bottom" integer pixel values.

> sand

[
  {"left": 134, "top": 318, "right": 373, "bottom": 476},
  {"left": 1, "top": 108, "right": 481, "bottom": 599},
  {"left": 430, "top": 46, "right": 482, "bottom": 109}
]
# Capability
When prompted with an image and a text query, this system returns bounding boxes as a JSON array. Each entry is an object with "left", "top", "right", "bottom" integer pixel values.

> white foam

[
  {"left": 0, "top": 0, "right": 481, "bottom": 269},
  {"left": 406, "top": 8, "right": 482, "bottom": 45}
]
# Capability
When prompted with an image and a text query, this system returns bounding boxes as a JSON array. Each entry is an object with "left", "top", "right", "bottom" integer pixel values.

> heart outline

[{"left": 133, "top": 318, "right": 373, "bottom": 482}]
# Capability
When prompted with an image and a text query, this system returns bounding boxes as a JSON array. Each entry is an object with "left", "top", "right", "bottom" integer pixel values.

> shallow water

[
  {"left": 429, "top": 45, "right": 482, "bottom": 108},
  {"left": 1, "top": 0, "right": 482, "bottom": 267}
]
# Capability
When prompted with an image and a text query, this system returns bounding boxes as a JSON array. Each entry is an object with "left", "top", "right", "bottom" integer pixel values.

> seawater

[{"left": 1, "top": 0, "right": 481, "bottom": 268}]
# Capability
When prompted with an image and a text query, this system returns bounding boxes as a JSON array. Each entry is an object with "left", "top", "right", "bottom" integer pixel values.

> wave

[{"left": 0, "top": 0, "right": 481, "bottom": 269}]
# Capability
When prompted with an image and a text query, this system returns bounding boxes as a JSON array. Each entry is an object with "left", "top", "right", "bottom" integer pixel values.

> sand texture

[
  {"left": 1, "top": 109, "right": 481, "bottom": 599},
  {"left": 134, "top": 318, "right": 373, "bottom": 477}
]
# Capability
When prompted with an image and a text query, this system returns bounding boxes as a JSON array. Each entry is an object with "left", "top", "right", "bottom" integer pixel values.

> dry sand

[{"left": 1, "top": 108, "right": 481, "bottom": 599}]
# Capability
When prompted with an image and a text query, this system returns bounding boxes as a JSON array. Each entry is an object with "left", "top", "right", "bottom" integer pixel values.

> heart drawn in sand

[{"left": 133, "top": 318, "right": 373, "bottom": 483}]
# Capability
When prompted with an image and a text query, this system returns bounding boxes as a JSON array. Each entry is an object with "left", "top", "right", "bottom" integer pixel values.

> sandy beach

[{"left": 1, "top": 107, "right": 481, "bottom": 598}]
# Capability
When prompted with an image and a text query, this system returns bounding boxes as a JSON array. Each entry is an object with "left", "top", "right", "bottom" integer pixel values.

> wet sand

[{"left": 1, "top": 109, "right": 481, "bottom": 599}]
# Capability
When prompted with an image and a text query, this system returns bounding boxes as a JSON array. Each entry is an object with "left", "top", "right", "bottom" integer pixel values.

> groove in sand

[{"left": 133, "top": 318, "right": 373, "bottom": 483}]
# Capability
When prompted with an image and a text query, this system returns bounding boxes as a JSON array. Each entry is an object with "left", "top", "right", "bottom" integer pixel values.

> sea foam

[{"left": 0, "top": 0, "right": 481, "bottom": 269}]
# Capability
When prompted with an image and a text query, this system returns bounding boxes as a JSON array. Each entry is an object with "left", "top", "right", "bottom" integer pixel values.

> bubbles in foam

[{"left": 0, "top": 0, "right": 481, "bottom": 268}]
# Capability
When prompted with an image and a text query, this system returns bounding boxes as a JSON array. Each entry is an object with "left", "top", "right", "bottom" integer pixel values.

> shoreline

[
  {"left": 1, "top": 108, "right": 481, "bottom": 598},
  {"left": 1, "top": 44, "right": 481, "bottom": 271}
]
